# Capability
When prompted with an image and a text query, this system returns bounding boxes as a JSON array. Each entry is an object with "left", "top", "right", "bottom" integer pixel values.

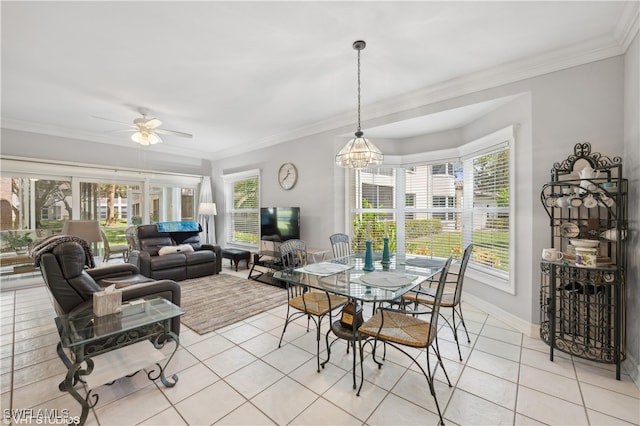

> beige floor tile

[
  {"left": 216, "top": 401, "right": 276, "bottom": 425},
  {"left": 474, "top": 335, "right": 521, "bottom": 362},
  {"left": 481, "top": 324, "right": 522, "bottom": 346},
  {"left": 580, "top": 382, "right": 640, "bottom": 424},
  {"left": 292, "top": 397, "right": 361, "bottom": 425},
  {"left": 177, "top": 326, "right": 211, "bottom": 347},
  {"left": 323, "top": 373, "right": 389, "bottom": 422},
  {"left": 575, "top": 365, "right": 640, "bottom": 398},
  {"left": 519, "top": 364, "right": 583, "bottom": 404},
  {"left": 162, "top": 347, "right": 200, "bottom": 376},
  {"left": 13, "top": 331, "right": 59, "bottom": 354},
  {"left": 160, "top": 362, "right": 220, "bottom": 404},
  {"left": 186, "top": 332, "right": 235, "bottom": 361},
  {"left": 88, "top": 370, "right": 154, "bottom": 407},
  {"left": 456, "top": 366, "right": 517, "bottom": 409},
  {"left": 368, "top": 392, "right": 443, "bottom": 425},
  {"left": 94, "top": 385, "right": 171, "bottom": 426},
  {"left": 445, "top": 388, "right": 514, "bottom": 425},
  {"left": 514, "top": 413, "right": 546, "bottom": 425},
  {"left": 12, "top": 357, "right": 67, "bottom": 388},
  {"left": 520, "top": 347, "right": 577, "bottom": 379},
  {"left": 466, "top": 348, "right": 520, "bottom": 382},
  {"left": 13, "top": 345, "right": 58, "bottom": 369},
  {"left": 262, "top": 341, "right": 315, "bottom": 374},
  {"left": 289, "top": 357, "right": 348, "bottom": 395},
  {"left": 225, "top": 359, "right": 285, "bottom": 399},
  {"left": 139, "top": 407, "right": 188, "bottom": 426},
  {"left": 247, "top": 312, "right": 284, "bottom": 332},
  {"left": 241, "top": 331, "right": 282, "bottom": 358},
  {"left": 13, "top": 374, "right": 81, "bottom": 410},
  {"left": 204, "top": 345, "right": 258, "bottom": 378},
  {"left": 31, "top": 392, "right": 96, "bottom": 425},
  {"left": 220, "top": 322, "right": 267, "bottom": 345},
  {"left": 516, "top": 385, "right": 588, "bottom": 425},
  {"left": 251, "top": 376, "right": 319, "bottom": 425},
  {"left": 391, "top": 367, "right": 455, "bottom": 414},
  {"left": 175, "top": 379, "right": 246, "bottom": 425},
  {"left": 587, "top": 408, "right": 636, "bottom": 425}
]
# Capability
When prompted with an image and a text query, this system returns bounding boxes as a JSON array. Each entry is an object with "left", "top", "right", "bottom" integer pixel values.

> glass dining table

[{"left": 273, "top": 253, "right": 447, "bottom": 392}]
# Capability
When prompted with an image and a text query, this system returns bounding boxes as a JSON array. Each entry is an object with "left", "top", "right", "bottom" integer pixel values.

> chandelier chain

[{"left": 357, "top": 47, "right": 361, "bottom": 132}]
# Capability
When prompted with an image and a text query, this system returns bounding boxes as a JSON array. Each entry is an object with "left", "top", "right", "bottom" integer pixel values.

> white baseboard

[{"left": 462, "top": 293, "right": 538, "bottom": 337}]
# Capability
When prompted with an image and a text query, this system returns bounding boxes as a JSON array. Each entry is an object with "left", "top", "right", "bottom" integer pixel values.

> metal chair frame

[
  {"left": 277, "top": 239, "right": 347, "bottom": 372},
  {"left": 358, "top": 257, "right": 453, "bottom": 425},
  {"left": 101, "top": 230, "right": 130, "bottom": 263}
]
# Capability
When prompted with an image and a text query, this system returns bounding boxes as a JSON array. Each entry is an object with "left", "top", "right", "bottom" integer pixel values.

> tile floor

[{"left": 1, "top": 267, "right": 638, "bottom": 426}]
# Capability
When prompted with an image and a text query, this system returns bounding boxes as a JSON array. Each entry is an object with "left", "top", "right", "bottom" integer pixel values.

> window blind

[{"left": 224, "top": 174, "right": 260, "bottom": 246}]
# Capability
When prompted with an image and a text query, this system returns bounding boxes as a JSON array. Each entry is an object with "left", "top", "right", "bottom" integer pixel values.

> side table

[{"left": 55, "top": 297, "right": 184, "bottom": 425}]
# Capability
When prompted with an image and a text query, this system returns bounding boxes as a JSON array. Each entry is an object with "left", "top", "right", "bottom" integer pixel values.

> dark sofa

[{"left": 129, "top": 224, "right": 222, "bottom": 281}]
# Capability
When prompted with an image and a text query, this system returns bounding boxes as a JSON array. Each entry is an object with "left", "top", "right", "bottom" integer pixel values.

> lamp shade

[
  {"left": 131, "top": 131, "right": 162, "bottom": 146},
  {"left": 198, "top": 202, "right": 217, "bottom": 216},
  {"left": 62, "top": 220, "right": 102, "bottom": 243}
]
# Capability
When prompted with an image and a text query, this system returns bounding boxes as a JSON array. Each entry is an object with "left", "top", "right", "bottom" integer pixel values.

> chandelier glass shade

[
  {"left": 335, "top": 131, "right": 383, "bottom": 169},
  {"left": 336, "top": 40, "right": 383, "bottom": 170},
  {"left": 131, "top": 131, "right": 161, "bottom": 145}
]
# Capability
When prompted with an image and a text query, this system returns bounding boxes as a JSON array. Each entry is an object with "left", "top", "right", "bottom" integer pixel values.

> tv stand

[{"left": 248, "top": 250, "right": 283, "bottom": 286}]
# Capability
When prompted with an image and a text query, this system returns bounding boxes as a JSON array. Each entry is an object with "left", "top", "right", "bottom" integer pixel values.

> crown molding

[
  {"left": 227, "top": 34, "right": 627, "bottom": 160},
  {"left": 615, "top": 1, "right": 640, "bottom": 51}
]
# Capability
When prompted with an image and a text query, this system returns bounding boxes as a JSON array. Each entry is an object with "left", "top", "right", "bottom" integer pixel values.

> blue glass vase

[
  {"left": 381, "top": 237, "right": 390, "bottom": 265},
  {"left": 363, "top": 240, "right": 375, "bottom": 271}
]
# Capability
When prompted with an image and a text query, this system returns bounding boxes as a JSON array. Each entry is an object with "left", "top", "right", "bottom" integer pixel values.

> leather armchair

[
  {"left": 129, "top": 224, "right": 222, "bottom": 281},
  {"left": 40, "top": 241, "right": 181, "bottom": 334}
]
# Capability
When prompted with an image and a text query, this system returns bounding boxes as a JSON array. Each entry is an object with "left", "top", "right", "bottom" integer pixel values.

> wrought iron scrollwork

[{"left": 551, "top": 142, "right": 623, "bottom": 175}]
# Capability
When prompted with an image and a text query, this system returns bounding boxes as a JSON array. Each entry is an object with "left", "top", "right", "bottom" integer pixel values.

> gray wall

[
  {"left": 623, "top": 33, "right": 639, "bottom": 383},
  {"left": 0, "top": 128, "right": 212, "bottom": 176}
]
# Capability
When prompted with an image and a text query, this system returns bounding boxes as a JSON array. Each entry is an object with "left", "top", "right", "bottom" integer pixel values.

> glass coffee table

[{"left": 55, "top": 297, "right": 184, "bottom": 425}]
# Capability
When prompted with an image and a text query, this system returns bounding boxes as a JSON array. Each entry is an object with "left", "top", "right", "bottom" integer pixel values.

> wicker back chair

[
  {"left": 359, "top": 257, "right": 453, "bottom": 426},
  {"left": 402, "top": 244, "right": 474, "bottom": 361},
  {"left": 277, "top": 239, "right": 348, "bottom": 372}
]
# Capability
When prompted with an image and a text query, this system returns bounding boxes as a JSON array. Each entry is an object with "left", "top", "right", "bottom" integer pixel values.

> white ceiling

[{"left": 1, "top": 1, "right": 636, "bottom": 160}]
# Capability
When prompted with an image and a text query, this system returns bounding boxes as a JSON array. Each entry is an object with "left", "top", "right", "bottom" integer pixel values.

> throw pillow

[{"left": 158, "top": 244, "right": 195, "bottom": 255}]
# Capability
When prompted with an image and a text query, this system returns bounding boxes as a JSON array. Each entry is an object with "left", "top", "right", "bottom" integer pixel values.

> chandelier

[{"left": 335, "top": 40, "right": 383, "bottom": 169}]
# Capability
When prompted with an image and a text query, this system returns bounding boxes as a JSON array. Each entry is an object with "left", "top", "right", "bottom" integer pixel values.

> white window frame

[
  {"left": 222, "top": 169, "right": 261, "bottom": 249},
  {"left": 348, "top": 125, "right": 516, "bottom": 293}
]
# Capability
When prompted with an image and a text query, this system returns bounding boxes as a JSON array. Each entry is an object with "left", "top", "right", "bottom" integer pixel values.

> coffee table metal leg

[
  {"left": 63, "top": 358, "right": 95, "bottom": 426},
  {"left": 147, "top": 331, "right": 180, "bottom": 387}
]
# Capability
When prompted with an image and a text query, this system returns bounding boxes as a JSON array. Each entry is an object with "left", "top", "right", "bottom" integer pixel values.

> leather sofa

[
  {"left": 39, "top": 240, "right": 182, "bottom": 334},
  {"left": 129, "top": 224, "right": 222, "bottom": 281}
]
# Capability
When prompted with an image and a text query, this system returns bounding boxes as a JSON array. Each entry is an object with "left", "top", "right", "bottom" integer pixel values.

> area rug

[{"left": 178, "top": 274, "right": 287, "bottom": 335}]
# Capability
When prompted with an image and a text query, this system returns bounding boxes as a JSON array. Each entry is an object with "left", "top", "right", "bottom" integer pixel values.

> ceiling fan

[{"left": 92, "top": 110, "right": 193, "bottom": 146}]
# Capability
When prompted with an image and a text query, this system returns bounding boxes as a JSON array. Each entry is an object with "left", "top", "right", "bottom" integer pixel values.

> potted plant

[{"left": 2, "top": 231, "right": 34, "bottom": 254}]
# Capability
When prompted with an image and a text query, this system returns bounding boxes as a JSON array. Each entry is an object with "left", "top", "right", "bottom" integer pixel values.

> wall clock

[{"left": 278, "top": 162, "right": 298, "bottom": 190}]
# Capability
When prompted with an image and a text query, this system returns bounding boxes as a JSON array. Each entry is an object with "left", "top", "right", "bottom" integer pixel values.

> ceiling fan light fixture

[
  {"left": 336, "top": 40, "right": 383, "bottom": 170},
  {"left": 131, "top": 131, "right": 161, "bottom": 145}
]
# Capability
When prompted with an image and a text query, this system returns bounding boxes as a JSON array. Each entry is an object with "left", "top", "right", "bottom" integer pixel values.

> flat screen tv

[{"left": 260, "top": 207, "right": 300, "bottom": 242}]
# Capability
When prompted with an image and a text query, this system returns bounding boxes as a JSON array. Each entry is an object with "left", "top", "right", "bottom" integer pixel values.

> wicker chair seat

[
  {"left": 359, "top": 310, "right": 436, "bottom": 348},
  {"left": 290, "top": 292, "right": 348, "bottom": 316}
]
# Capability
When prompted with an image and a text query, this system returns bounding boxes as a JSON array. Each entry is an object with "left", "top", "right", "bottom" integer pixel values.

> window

[
  {"left": 223, "top": 170, "right": 260, "bottom": 247},
  {"left": 349, "top": 126, "right": 514, "bottom": 290}
]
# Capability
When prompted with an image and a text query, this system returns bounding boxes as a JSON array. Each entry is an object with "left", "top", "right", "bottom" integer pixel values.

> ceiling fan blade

[
  {"left": 154, "top": 128, "right": 193, "bottom": 138},
  {"left": 145, "top": 118, "right": 163, "bottom": 129},
  {"left": 91, "top": 115, "right": 133, "bottom": 126}
]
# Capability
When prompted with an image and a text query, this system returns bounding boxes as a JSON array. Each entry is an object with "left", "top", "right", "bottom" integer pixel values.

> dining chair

[
  {"left": 402, "top": 244, "right": 474, "bottom": 361},
  {"left": 101, "top": 230, "right": 130, "bottom": 263},
  {"left": 277, "top": 239, "right": 348, "bottom": 372},
  {"left": 329, "top": 233, "right": 351, "bottom": 258},
  {"left": 358, "top": 257, "right": 453, "bottom": 426}
]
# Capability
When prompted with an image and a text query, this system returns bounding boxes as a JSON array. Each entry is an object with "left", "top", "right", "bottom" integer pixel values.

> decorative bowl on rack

[{"left": 569, "top": 239, "right": 600, "bottom": 248}]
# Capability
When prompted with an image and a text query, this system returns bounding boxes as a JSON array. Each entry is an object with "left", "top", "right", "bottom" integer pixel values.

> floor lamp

[{"left": 198, "top": 202, "right": 217, "bottom": 244}]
